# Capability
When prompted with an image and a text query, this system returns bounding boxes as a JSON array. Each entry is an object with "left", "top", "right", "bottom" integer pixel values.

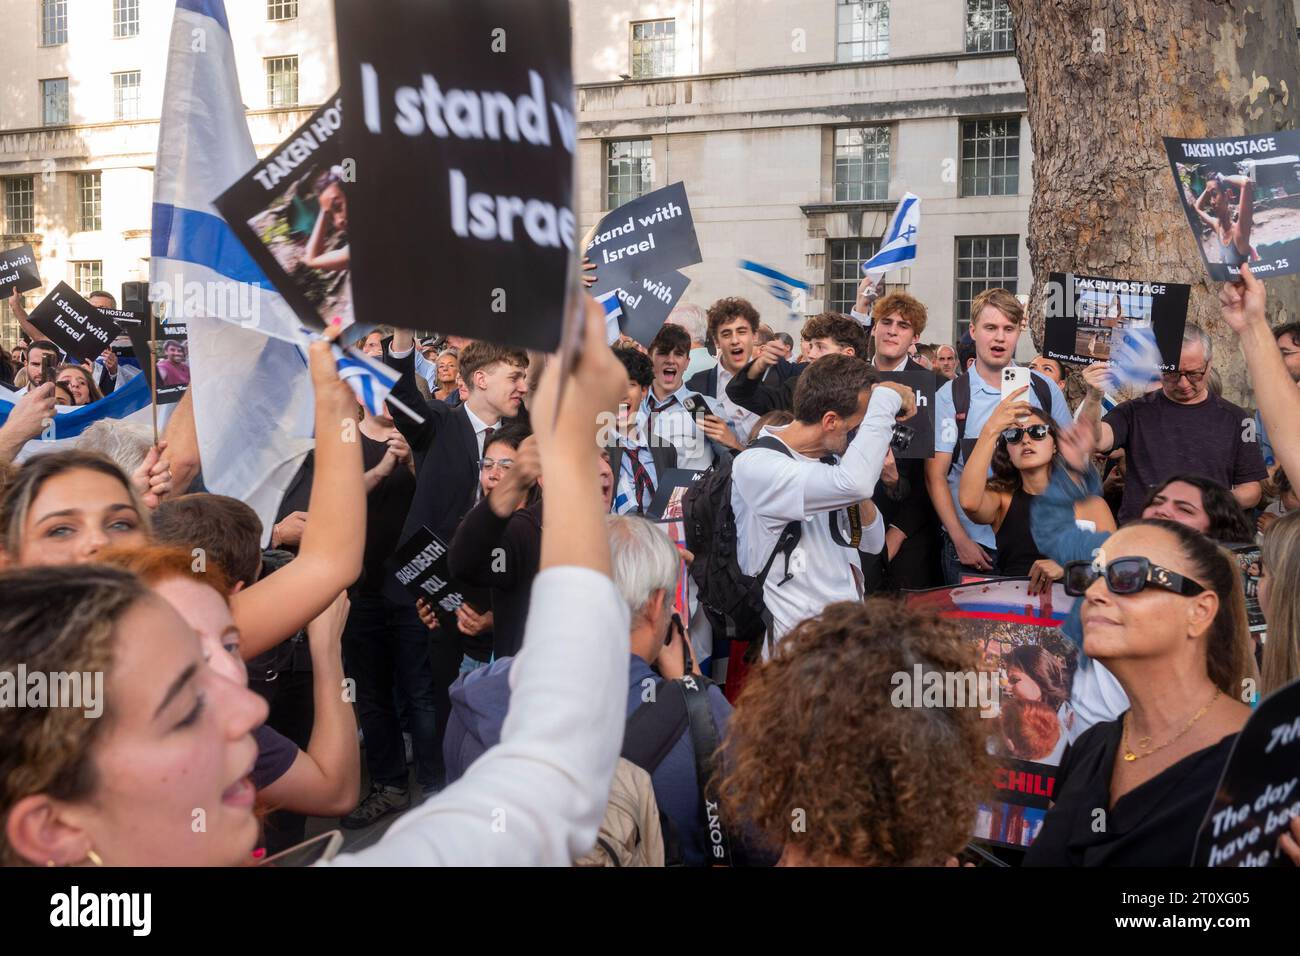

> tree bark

[{"left": 1005, "top": 0, "right": 1300, "bottom": 405}]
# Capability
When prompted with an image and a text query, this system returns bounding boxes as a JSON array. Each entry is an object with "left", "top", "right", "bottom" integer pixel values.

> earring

[{"left": 85, "top": 848, "right": 104, "bottom": 867}]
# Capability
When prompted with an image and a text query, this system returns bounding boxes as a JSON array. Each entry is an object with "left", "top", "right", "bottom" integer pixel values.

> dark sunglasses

[
  {"left": 1062, "top": 556, "right": 1206, "bottom": 598},
  {"left": 1000, "top": 423, "right": 1050, "bottom": 445}
]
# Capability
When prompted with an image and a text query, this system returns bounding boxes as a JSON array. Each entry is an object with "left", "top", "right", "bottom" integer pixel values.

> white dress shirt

[{"left": 714, "top": 365, "right": 759, "bottom": 445}]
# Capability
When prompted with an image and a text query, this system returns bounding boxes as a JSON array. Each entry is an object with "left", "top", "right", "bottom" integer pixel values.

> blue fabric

[
  {"left": 175, "top": 0, "right": 230, "bottom": 31},
  {"left": 935, "top": 368, "right": 1072, "bottom": 548},
  {"left": 1030, "top": 463, "right": 1109, "bottom": 650},
  {"left": 444, "top": 654, "right": 734, "bottom": 866},
  {"left": 151, "top": 203, "right": 274, "bottom": 288},
  {"left": 1256, "top": 411, "right": 1275, "bottom": 469}
]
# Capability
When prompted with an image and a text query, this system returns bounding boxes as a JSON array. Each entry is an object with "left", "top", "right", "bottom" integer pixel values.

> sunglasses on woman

[
  {"left": 1062, "top": 556, "right": 1206, "bottom": 597},
  {"left": 1000, "top": 423, "right": 1050, "bottom": 445}
]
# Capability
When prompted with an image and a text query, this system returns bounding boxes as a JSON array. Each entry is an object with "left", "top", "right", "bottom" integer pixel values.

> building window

[
  {"left": 113, "top": 0, "right": 140, "bottom": 38},
  {"left": 955, "top": 236, "right": 1019, "bottom": 335},
  {"left": 836, "top": 0, "right": 889, "bottom": 63},
  {"left": 606, "top": 139, "right": 652, "bottom": 210},
  {"left": 41, "top": 78, "right": 69, "bottom": 125},
  {"left": 113, "top": 71, "right": 141, "bottom": 121},
  {"left": 833, "top": 127, "right": 890, "bottom": 202},
  {"left": 960, "top": 117, "right": 1020, "bottom": 197},
  {"left": 41, "top": 0, "right": 67, "bottom": 46},
  {"left": 265, "top": 56, "right": 299, "bottom": 108},
  {"left": 965, "top": 0, "right": 1014, "bottom": 53},
  {"left": 73, "top": 262, "right": 103, "bottom": 296},
  {"left": 78, "top": 173, "right": 102, "bottom": 232},
  {"left": 268, "top": 0, "right": 299, "bottom": 19},
  {"left": 4, "top": 178, "right": 35, "bottom": 235},
  {"left": 826, "top": 238, "right": 882, "bottom": 314},
  {"left": 630, "top": 19, "right": 675, "bottom": 79}
]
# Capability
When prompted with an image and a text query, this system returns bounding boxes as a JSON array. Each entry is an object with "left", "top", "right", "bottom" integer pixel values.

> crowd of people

[{"left": 1, "top": 257, "right": 1299, "bottom": 869}]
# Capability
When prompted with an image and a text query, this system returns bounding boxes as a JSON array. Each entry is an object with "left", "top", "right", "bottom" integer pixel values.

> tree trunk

[{"left": 1005, "top": 0, "right": 1300, "bottom": 405}]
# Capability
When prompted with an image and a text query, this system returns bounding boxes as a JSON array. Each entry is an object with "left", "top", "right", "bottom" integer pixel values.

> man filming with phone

[{"left": 927, "top": 289, "right": 1071, "bottom": 584}]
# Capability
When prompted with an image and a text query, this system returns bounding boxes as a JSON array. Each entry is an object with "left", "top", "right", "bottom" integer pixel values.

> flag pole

[{"left": 149, "top": 308, "right": 158, "bottom": 445}]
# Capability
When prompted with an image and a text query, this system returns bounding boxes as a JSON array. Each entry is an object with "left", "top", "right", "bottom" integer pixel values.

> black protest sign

[
  {"left": 647, "top": 468, "right": 704, "bottom": 522},
  {"left": 26, "top": 282, "right": 123, "bottom": 362},
  {"left": 0, "top": 244, "right": 41, "bottom": 296},
  {"left": 593, "top": 269, "right": 691, "bottom": 347},
  {"left": 1165, "top": 132, "right": 1300, "bottom": 281},
  {"left": 1193, "top": 680, "right": 1300, "bottom": 866},
  {"left": 877, "top": 369, "right": 936, "bottom": 459},
  {"left": 214, "top": 93, "right": 351, "bottom": 333},
  {"left": 150, "top": 324, "right": 190, "bottom": 405},
  {"left": 99, "top": 307, "right": 147, "bottom": 367},
  {"left": 335, "top": 0, "right": 576, "bottom": 352},
  {"left": 586, "top": 182, "right": 702, "bottom": 289},
  {"left": 387, "top": 526, "right": 476, "bottom": 629},
  {"left": 1043, "top": 273, "right": 1190, "bottom": 370}
]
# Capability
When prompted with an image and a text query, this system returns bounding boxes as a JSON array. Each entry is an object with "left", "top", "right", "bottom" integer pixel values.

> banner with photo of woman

[
  {"left": 215, "top": 94, "right": 352, "bottom": 332},
  {"left": 906, "top": 578, "right": 1079, "bottom": 850}
]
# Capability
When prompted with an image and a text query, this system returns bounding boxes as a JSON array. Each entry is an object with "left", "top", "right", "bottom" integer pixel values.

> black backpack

[
  {"left": 948, "top": 369, "right": 1054, "bottom": 473},
  {"left": 680, "top": 436, "right": 802, "bottom": 641}
]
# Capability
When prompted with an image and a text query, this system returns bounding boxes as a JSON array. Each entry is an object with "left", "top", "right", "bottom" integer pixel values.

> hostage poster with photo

[
  {"left": 335, "top": 0, "right": 577, "bottom": 353},
  {"left": 1193, "top": 679, "right": 1300, "bottom": 867},
  {"left": 215, "top": 93, "right": 351, "bottom": 332},
  {"left": 1165, "top": 132, "right": 1300, "bottom": 281},
  {"left": 1042, "top": 273, "right": 1190, "bottom": 370},
  {"left": 906, "top": 579, "right": 1079, "bottom": 850},
  {"left": 150, "top": 324, "right": 191, "bottom": 405}
]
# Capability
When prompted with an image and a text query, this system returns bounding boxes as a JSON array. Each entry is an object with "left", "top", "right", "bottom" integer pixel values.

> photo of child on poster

[
  {"left": 215, "top": 95, "right": 352, "bottom": 330},
  {"left": 1165, "top": 132, "right": 1300, "bottom": 281}
]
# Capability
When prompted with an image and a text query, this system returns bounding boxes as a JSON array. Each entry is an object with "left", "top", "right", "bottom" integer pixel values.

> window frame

[
  {"left": 964, "top": 0, "right": 1014, "bottom": 54},
  {"left": 825, "top": 237, "right": 883, "bottom": 315},
  {"left": 41, "top": 77, "right": 70, "bottom": 126},
  {"left": 959, "top": 116, "right": 1021, "bottom": 198},
  {"left": 112, "top": 71, "right": 142, "bottom": 121},
  {"left": 112, "top": 0, "right": 140, "bottom": 39},
  {"left": 72, "top": 261, "right": 104, "bottom": 297},
  {"left": 835, "top": 0, "right": 890, "bottom": 64},
  {"left": 832, "top": 125, "right": 892, "bottom": 203},
  {"left": 954, "top": 235, "right": 1020, "bottom": 337},
  {"left": 265, "top": 55, "right": 300, "bottom": 108},
  {"left": 40, "top": 0, "right": 68, "bottom": 47},
  {"left": 605, "top": 138, "right": 653, "bottom": 212},
  {"left": 77, "top": 172, "right": 102, "bottom": 233},
  {"left": 629, "top": 18, "right": 676, "bottom": 79},
  {"left": 267, "top": 0, "right": 299, "bottom": 21},
  {"left": 4, "top": 177, "right": 36, "bottom": 235}
]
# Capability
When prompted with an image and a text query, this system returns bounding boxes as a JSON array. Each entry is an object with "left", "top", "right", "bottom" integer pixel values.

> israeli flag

[
  {"left": 151, "top": 0, "right": 314, "bottom": 544},
  {"left": 332, "top": 344, "right": 425, "bottom": 425},
  {"left": 862, "top": 192, "right": 920, "bottom": 276},
  {"left": 0, "top": 375, "right": 154, "bottom": 461},
  {"left": 596, "top": 290, "right": 623, "bottom": 345},
  {"left": 738, "top": 259, "right": 809, "bottom": 313},
  {"left": 1109, "top": 325, "right": 1164, "bottom": 390}
]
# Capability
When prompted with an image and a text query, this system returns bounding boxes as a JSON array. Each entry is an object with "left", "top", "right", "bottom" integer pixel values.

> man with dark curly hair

[{"left": 719, "top": 598, "right": 992, "bottom": 866}]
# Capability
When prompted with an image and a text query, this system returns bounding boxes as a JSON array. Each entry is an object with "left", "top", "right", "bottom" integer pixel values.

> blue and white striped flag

[
  {"left": 0, "top": 375, "right": 154, "bottom": 461},
  {"left": 151, "top": 0, "right": 315, "bottom": 545},
  {"left": 596, "top": 290, "right": 623, "bottom": 345},
  {"left": 738, "top": 259, "right": 809, "bottom": 314},
  {"left": 1109, "top": 325, "right": 1164, "bottom": 390},
  {"left": 862, "top": 192, "right": 920, "bottom": 276},
  {"left": 332, "top": 344, "right": 425, "bottom": 424}
]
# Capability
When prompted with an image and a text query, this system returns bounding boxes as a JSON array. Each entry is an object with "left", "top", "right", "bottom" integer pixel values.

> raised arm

[
  {"left": 383, "top": 329, "right": 438, "bottom": 454},
  {"left": 258, "top": 592, "right": 361, "bottom": 816},
  {"left": 233, "top": 338, "right": 365, "bottom": 660},
  {"left": 0, "top": 382, "right": 55, "bottom": 467},
  {"left": 331, "top": 296, "right": 631, "bottom": 867},
  {"left": 958, "top": 390, "right": 1028, "bottom": 526},
  {"left": 1221, "top": 264, "right": 1300, "bottom": 483},
  {"left": 1030, "top": 423, "right": 1111, "bottom": 565},
  {"left": 796, "top": 383, "right": 908, "bottom": 513}
]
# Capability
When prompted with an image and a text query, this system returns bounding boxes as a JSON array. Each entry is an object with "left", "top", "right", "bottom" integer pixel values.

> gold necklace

[{"left": 1122, "top": 689, "right": 1221, "bottom": 762}]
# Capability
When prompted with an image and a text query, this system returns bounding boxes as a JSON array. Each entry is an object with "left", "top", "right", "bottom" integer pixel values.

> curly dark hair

[
  {"left": 706, "top": 297, "right": 760, "bottom": 342},
  {"left": 613, "top": 346, "right": 653, "bottom": 390},
  {"left": 719, "top": 598, "right": 992, "bottom": 866},
  {"left": 987, "top": 406, "right": 1058, "bottom": 494},
  {"left": 800, "top": 312, "right": 870, "bottom": 358},
  {"left": 1141, "top": 474, "right": 1254, "bottom": 544}
]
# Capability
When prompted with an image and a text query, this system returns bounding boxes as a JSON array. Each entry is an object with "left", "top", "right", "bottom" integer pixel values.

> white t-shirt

[{"left": 731, "top": 387, "right": 899, "bottom": 648}]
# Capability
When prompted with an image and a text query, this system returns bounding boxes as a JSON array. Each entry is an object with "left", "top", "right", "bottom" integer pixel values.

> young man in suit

[{"left": 378, "top": 329, "right": 529, "bottom": 805}]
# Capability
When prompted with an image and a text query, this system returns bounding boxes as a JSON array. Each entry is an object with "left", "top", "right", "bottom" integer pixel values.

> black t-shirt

[
  {"left": 1104, "top": 391, "right": 1267, "bottom": 523},
  {"left": 1023, "top": 717, "right": 1236, "bottom": 867}
]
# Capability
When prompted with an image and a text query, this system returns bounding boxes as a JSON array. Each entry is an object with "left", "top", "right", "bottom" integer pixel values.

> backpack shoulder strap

[
  {"left": 948, "top": 371, "right": 972, "bottom": 474},
  {"left": 740, "top": 435, "right": 802, "bottom": 588},
  {"left": 676, "top": 677, "right": 732, "bottom": 866},
  {"left": 622, "top": 681, "right": 689, "bottom": 775}
]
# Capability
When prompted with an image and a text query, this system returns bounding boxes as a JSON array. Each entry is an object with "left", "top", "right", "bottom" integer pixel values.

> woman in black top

[
  {"left": 1024, "top": 519, "right": 1256, "bottom": 866},
  {"left": 959, "top": 393, "right": 1106, "bottom": 587}
]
